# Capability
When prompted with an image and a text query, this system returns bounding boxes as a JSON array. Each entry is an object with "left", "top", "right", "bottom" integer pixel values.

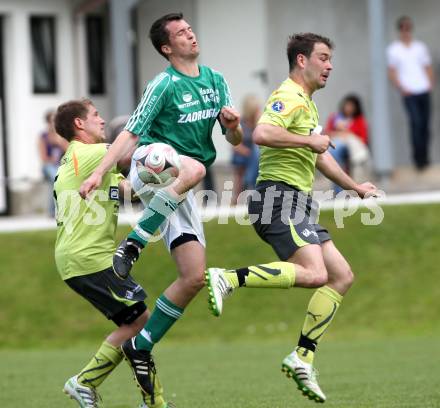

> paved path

[{"left": 1, "top": 190, "right": 440, "bottom": 233}]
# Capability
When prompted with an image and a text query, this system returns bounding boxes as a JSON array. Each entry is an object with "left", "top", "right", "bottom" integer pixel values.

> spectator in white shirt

[{"left": 387, "top": 16, "right": 434, "bottom": 170}]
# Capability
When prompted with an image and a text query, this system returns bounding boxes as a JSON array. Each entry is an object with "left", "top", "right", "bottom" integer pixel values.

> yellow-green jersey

[
  {"left": 54, "top": 141, "right": 123, "bottom": 280},
  {"left": 257, "top": 78, "right": 319, "bottom": 192}
]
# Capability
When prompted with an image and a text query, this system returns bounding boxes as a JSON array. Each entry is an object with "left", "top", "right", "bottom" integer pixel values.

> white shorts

[{"left": 129, "top": 148, "right": 206, "bottom": 251}]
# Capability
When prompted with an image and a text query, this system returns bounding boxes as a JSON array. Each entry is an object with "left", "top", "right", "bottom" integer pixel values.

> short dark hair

[
  {"left": 149, "top": 12, "right": 184, "bottom": 60},
  {"left": 396, "top": 15, "right": 412, "bottom": 31},
  {"left": 339, "top": 94, "right": 363, "bottom": 117},
  {"left": 54, "top": 98, "right": 93, "bottom": 141},
  {"left": 287, "top": 33, "right": 333, "bottom": 71}
]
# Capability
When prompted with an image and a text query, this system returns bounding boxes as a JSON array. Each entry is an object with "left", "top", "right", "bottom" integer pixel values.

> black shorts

[
  {"left": 248, "top": 181, "right": 331, "bottom": 261},
  {"left": 65, "top": 267, "right": 147, "bottom": 326}
]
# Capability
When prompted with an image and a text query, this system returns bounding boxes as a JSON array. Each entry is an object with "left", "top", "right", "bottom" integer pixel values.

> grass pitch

[
  {"left": 1, "top": 203, "right": 440, "bottom": 407},
  {"left": 1, "top": 204, "right": 440, "bottom": 348},
  {"left": 1, "top": 337, "right": 440, "bottom": 408}
]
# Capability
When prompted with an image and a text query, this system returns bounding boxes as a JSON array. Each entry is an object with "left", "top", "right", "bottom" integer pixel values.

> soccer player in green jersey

[
  {"left": 79, "top": 13, "right": 242, "bottom": 394},
  {"left": 205, "top": 33, "right": 378, "bottom": 403},
  {"left": 54, "top": 99, "right": 171, "bottom": 408}
]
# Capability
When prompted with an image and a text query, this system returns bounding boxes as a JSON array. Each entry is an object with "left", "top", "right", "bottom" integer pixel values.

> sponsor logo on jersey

[
  {"left": 199, "top": 87, "right": 215, "bottom": 95},
  {"left": 182, "top": 92, "right": 193, "bottom": 102},
  {"left": 199, "top": 87, "right": 220, "bottom": 103},
  {"left": 271, "top": 100, "right": 285, "bottom": 113},
  {"left": 177, "top": 100, "right": 200, "bottom": 109},
  {"left": 171, "top": 75, "right": 181, "bottom": 82},
  {"left": 109, "top": 186, "right": 119, "bottom": 201},
  {"left": 178, "top": 108, "right": 220, "bottom": 124}
]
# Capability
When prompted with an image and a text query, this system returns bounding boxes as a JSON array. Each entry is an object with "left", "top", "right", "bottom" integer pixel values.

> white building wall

[
  {"left": 0, "top": 0, "right": 112, "bottom": 201},
  {"left": 3, "top": 0, "right": 438, "bottom": 214},
  {"left": 196, "top": 0, "right": 267, "bottom": 164},
  {"left": 1, "top": 0, "right": 74, "bottom": 189}
]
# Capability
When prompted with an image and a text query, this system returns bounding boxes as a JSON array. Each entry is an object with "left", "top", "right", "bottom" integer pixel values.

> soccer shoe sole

[
  {"left": 281, "top": 364, "right": 325, "bottom": 403},
  {"left": 204, "top": 269, "right": 221, "bottom": 317},
  {"left": 112, "top": 257, "right": 130, "bottom": 280},
  {"left": 63, "top": 388, "right": 82, "bottom": 407}
]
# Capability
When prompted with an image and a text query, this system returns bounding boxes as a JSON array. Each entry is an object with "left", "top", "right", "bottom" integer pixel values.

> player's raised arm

[
  {"left": 220, "top": 106, "right": 242, "bottom": 146},
  {"left": 253, "top": 123, "right": 331, "bottom": 153},
  {"left": 79, "top": 73, "right": 171, "bottom": 199},
  {"left": 79, "top": 130, "right": 138, "bottom": 198}
]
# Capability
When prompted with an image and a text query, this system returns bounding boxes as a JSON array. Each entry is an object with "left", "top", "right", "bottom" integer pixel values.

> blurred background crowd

[{"left": 0, "top": 0, "right": 439, "bottom": 217}]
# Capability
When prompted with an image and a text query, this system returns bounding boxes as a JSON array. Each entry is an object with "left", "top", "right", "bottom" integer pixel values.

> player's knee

[
  {"left": 128, "top": 310, "right": 148, "bottom": 334},
  {"left": 182, "top": 271, "right": 205, "bottom": 293},
  {"left": 180, "top": 158, "right": 206, "bottom": 184},
  {"left": 310, "top": 268, "right": 328, "bottom": 287},
  {"left": 329, "top": 265, "right": 354, "bottom": 293},
  {"left": 189, "top": 160, "right": 206, "bottom": 182},
  {"left": 191, "top": 274, "right": 206, "bottom": 292},
  {"left": 341, "top": 267, "right": 354, "bottom": 291}
]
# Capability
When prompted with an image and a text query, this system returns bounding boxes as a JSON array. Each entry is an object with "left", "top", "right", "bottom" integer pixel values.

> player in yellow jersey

[
  {"left": 206, "top": 33, "right": 378, "bottom": 403},
  {"left": 54, "top": 99, "right": 172, "bottom": 408}
]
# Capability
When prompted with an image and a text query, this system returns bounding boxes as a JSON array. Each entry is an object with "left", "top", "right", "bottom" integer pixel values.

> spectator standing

[
  {"left": 387, "top": 16, "right": 434, "bottom": 170},
  {"left": 38, "top": 110, "right": 68, "bottom": 216},
  {"left": 231, "top": 94, "right": 261, "bottom": 204}
]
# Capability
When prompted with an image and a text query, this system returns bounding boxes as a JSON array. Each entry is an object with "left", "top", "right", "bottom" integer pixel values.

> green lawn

[
  {"left": 1, "top": 204, "right": 440, "bottom": 407},
  {"left": 1, "top": 338, "right": 440, "bottom": 408},
  {"left": 1, "top": 204, "right": 440, "bottom": 348}
]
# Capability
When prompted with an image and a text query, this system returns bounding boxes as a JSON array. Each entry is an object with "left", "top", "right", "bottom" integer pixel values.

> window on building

[
  {"left": 86, "top": 16, "right": 106, "bottom": 95},
  {"left": 30, "top": 16, "right": 57, "bottom": 93}
]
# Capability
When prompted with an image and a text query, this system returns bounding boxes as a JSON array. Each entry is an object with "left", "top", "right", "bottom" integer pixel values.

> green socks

[
  {"left": 128, "top": 189, "right": 179, "bottom": 246},
  {"left": 135, "top": 294, "right": 184, "bottom": 351}
]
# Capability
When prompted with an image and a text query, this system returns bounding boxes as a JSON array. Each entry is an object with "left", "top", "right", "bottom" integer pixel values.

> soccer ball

[{"left": 135, "top": 143, "right": 181, "bottom": 187}]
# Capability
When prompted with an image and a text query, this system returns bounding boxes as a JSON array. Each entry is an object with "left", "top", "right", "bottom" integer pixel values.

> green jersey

[
  {"left": 257, "top": 78, "right": 319, "bottom": 192},
  {"left": 54, "top": 141, "right": 123, "bottom": 280},
  {"left": 125, "top": 64, "right": 233, "bottom": 168}
]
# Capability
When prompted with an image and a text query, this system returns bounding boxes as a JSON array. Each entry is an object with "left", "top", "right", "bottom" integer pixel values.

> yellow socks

[
  {"left": 77, "top": 341, "right": 123, "bottom": 388},
  {"left": 224, "top": 262, "right": 295, "bottom": 289},
  {"left": 296, "top": 286, "right": 343, "bottom": 364}
]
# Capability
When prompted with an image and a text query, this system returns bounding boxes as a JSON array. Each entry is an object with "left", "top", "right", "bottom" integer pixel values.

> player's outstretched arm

[
  {"left": 316, "top": 151, "right": 378, "bottom": 198},
  {"left": 253, "top": 124, "right": 330, "bottom": 153},
  {"left": 79, "top": 130, "right": 139, "bottom": 198}
]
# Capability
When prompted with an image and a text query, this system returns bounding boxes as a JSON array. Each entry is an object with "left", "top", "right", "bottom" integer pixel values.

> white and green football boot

[
  {"left": 63, "top": 375, "right": 102, "bottom": 408},
  {"left": 205, "top": 268, "right": 233, "bottom": 317},
  {"left": 281, "top": 351, "right": 326, "bottom": 403}
]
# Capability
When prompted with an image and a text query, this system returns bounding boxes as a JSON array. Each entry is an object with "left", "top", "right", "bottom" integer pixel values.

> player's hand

[
  {"left": 355, "top": 182, "right": 379, "bottom": 199},
  {"left": 308, "top": 133, "right": 332, "bottom": 153},
  {"left": 79, "top": 172, "right": 102, "bottom": 199},
  {"left": 220, "top": 106, "right": 240, "bottom": 130}
]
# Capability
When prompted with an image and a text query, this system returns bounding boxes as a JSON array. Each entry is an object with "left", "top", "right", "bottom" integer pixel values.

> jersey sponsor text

[{"left": 178, "top": 108, "right": 220, "bottom": 124}]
